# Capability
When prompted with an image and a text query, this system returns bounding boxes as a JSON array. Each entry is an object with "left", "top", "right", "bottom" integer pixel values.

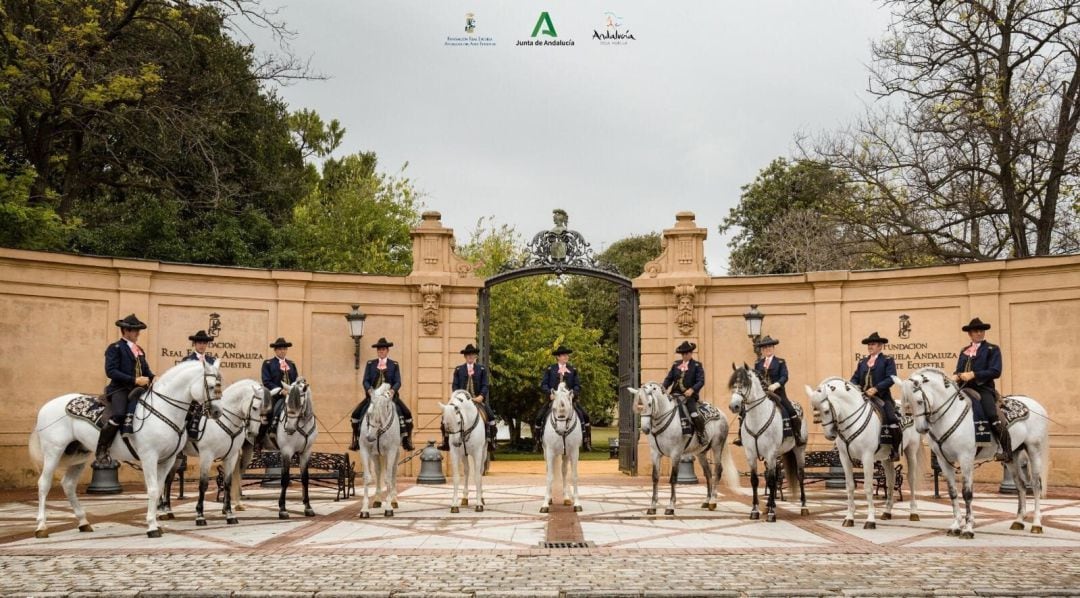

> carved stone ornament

[
  {"left": 420, "top": 283, "right": 442, "bottom": 335},
  {"left": 674, "top": 284, "right": 697, "bottom": 336},
  {"left": 505, "top": 209, "right": 617, "bottom": 275}
]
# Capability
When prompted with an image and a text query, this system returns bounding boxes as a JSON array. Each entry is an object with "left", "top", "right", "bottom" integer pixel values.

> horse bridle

[
  {"left": 909, "top": 374, "right": 968, "bottom": 452},
  {"left": 818, "top": 385, "right": 874, "bottom": 446},
  {"left": 365, "top": 391, "right": 395, "bottom": 455},
  {"left": 549, "top": 392, "right": 579, "bottom": 457},
  {"left": 131, "top": 367, "right": 223, "bottom": 462},
  {"left": 639, "top": 386, "right": 679, "bottom": 437},
  {"left": 446, "top": 394, "right": 481, "bottom": 456},
  {"left": 733, "top": 371, "right": 782, "bottom": 460}
]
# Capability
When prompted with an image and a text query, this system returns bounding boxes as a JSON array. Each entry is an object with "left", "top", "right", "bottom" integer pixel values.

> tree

[{"left": 805, "top": 0, "right": 1080, "bottom": 261}]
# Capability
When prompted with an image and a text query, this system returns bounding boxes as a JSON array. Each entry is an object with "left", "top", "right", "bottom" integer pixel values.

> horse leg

[
  {"left": 301, "top": 452, "right": 315, "bottom": 517},
  {"left": 561, "top": 452, "right": 571, "bottom": 506},
  {"left": 959, "top": 463, "right": 975, "bottom": 539},
  {"left": 882, "top": 456, "right": 897, "bottom": 521},
  {"left": 1007, "top": 459, "right": 1027, "bottom": 531},
  {"left": 359, "top": 454, "right": 372, "bottom": 519},
  {"left": 939, "top": 457, "right": 963, "bottom": 536},
  {"left": 666, "top": 452, "right": 679, "bottom": 516},
  {"left": 61, "top": 460, "right": 92, "bottom": 532},
  {"left": 570, "top": 448, "right": 581, "bottom": 512},
  {"left": 1028, "top": 447, "right": 1045, "bottom": 534},
  {"left": 159, "top": 468, "right": 174, "bottom": 520},
  {"left": 144, "top": 457, "right": 165, "bottom": 538},
  {"left": 698, "top": 453, "right": 713, "bottom": 509},
  {"left": 797, "top": 454, "right": 808, "bottom": 516},
  {"left": 475, "top": 450, "right": 485, "bottom": 511},
  {"left": 764, "top": 462, "right": 777, "bottom": 522},
  {"left": 195, "top": 462, "right": 209, "bottom": 526},
  {"left": 749, "top": 462, "right": 760, "bottom": 520},
  {"left": 541, "top": 449, "right": 554, "bottom": 513},
  {"left": 222, "top": 453, "right": 239, "bottom": 524},
  {"left": 278, "top": 458, "right": 291, "bottom": 519},
  {"left": 841, "top": 457, "right": 857, "bottom": 527},
  {"left": 449, "top": 449, "right": 461, "bottom": 513},
  {"left": 384, "top": 454, "right": 397, "bottom": 516},
  {"left": 862, "top": 455, "right": 877, "bottom": 529},
  {"left": 906, "top": 442, "right": 920, "bottom": 521},
  {"left": 647, "top": 454, "right": 659, "bottom": 515},
  {"left": 462, "top": 451, "right": 471, "bottom": 508},
  {"left": 372, "top": 456, "right": 384, "bottom": 509}
]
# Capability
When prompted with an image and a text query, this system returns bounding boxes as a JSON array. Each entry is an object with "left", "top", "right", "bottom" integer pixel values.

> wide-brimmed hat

[
  {"left": 269, "top": 337, "right": 293, "bottom": 348},
  {"left": 116, "top": 314, "right": 147, "bottom": 330},
  {"left": 372, "top": 337, "right": 394, "bottom": 349},
  {"left": 188, "top": 330, "right": 213, "bottom": 343},
  {"left": 861, "top": 332, "right": 889, "bottom": 345},
  {"left": 962, "top": 317, "right": 991, "bottom": 332},
  {"left": 754, "top": 335, "right": 779, "bottom": 348},
  {"left": 460, "top": 343, "right": 480, "bottom": 355},
  {"left": 551, "top": 345, "right": 573, "bottom": 356},
  {"left": 675, "top": 341, "right": 697, "bottom": 354}
]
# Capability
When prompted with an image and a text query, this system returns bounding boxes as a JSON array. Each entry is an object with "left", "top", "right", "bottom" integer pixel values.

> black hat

[
  {"left": 754, "top": 335, "right": 779, "bottom": 348},
  {"left": 188, "top": 330, "right": 214, "bottom": 343},
  {"left": 116, "top": 314, "right": 147, "bottom": 330},
  {"left": 269, "top": 337, "right": 293, "bottom": 348},
  {"left": 962, "top": 317, "right": 991, "bottom": 332},
  {"left": 372, "top": 337, "right": 394, "bottom": 349},
  {"left": 675, "top": 341, "right": 696, "bottom": 354},
  {"left": 861, "top": 332, "right": 889, "bottom": 345},
  {"left": 551, "top": 345, "right": 573, "bottom": 356},
  {"left": 460, "top": 343, "right": 480, "bottom": 355}
]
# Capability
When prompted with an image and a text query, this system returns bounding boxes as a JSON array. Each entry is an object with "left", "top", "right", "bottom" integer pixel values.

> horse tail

[
  {"left": 782, "top": 450, "right": 800, "bottom": 495},
  {"left": 28, "top": 429, "right": 43, "bottom": 470},
  {"left": 720, "top": 442, "right": 740, "bottom": 493}
]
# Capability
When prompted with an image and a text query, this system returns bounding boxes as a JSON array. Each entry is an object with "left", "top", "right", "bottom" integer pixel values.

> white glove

[
  {"left": 768, "top": 383, "right": 780, "bottom": 392},
  {"left": 270, "top": 387, "right": 282, "bottom": 396}
]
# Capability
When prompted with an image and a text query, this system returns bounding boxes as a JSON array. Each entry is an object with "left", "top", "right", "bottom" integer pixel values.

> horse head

[
  {"left": 246, "top": 383, "right": 265, "bottom": 439},
  {"left": 806, "top": 377, "right": 856, "bottom": 442},
  {"left": 365, "top": 383, "right": 394, "bottom": 442},
  {"left": 551, "top": 382, "right": 574, "bottom": 421},
  {"left": 184, "top": 359, "right": 222, "bottom": 418},
  {"left": 627, "top": 382, "right": 668, "bottom": 435},
  {"left": 894, "top": 367, "right": 951, "bottom": 435},
  {"left": 727, "top": 363, "right": 760, "bottom": 414},
  {"left": 440, "top": 390, "right": 474, "bottom": 433},
  {"left": 281, "top": 377, "right": 312, "bottom": 434}
]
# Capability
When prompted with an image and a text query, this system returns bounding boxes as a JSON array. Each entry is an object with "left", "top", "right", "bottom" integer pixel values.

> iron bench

[
  {"left": 797, "top": 449, "right": 904, "bottom": 499},
  {"left": 215, "top": 450, "right": 356, "bottom": 502}
]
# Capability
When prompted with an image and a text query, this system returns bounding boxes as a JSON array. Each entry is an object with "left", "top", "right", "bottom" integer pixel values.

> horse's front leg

[
  {"left": 570, "top": 446, "right": 581, "bottom": 512},
  {"left": 359, "top": 454, "right": 372, "bottom": 519},
  {"left": 861, "top": 452, "right": 877, "bottom": 529},
  {"left": 158, "top": 467, "right": 174, "bottom": 520},
  {"left": 222, "top": 453, "right": 239, "bottom": 524},
  {"left": 937, "top": 450, "right": 962, "bottom": 536},
  {"left": 561, "top": 451, "right": 571, "bottom": 506},
  {"left": 301, "top": 451, "right": 315, "bottom": 517},
  {"left": 906, "top": 441, "right": 920, "bottom": 521},
  {"left": 647, "top": 452, "right": 660, "bottom": 515},
  {"left": 882, "top": 455, "right": 897, "bottom": 522},
  {"left": 796, "top": 449, "right": 808, "bottom": 516},
  {"left": 665, "top": 451, "right": 680, "bottom": 516},
  {"left": 475, "top": 450, "right": 485, "bottom": 512},
  {"left": 384, "top": 453, "right": 397, "bottom": 516},
  {"left": 449, "top": 449, "right": 461, "bottom": 513},
  {"left": 541, "top": 449, "right": 555, "bottom": 513},
  {"left": 144, "top": 456, "right": 168, "bottom": 537},
  {"left": 959, "top": 462, "right": 975, "bottom": 539},
  {"left": 749, "top": 459, "right": 760, "bottom": 520},
  {"left": 764, "top": 460, "right": 777, "bottom": 522},
  {"left": 277, "top": 457, "right": 291, "bottom": 520},
  {"left": 840, "top": 451, "right": 857, "bottom": 527},
  {"left": 195, "top": 461, "right": 210, "bottom": 527},
  {"left": 462, "top": 450, "right": 472, "bottom": 508}
]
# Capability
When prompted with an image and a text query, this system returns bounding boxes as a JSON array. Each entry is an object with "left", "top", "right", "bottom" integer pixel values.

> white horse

[
  {"left": 540, "top": 383, "right": 582, "bottom": 513},
  {"left": 629, "top": 383, "right": 738, "bottom": 515},
  {"left": 263, "top": 377, "right": 317, "bottom": 520},
  {"left": 159, "top": 379, "right": 263, "bottom": 526},
  {"left": 728, "top": 364, "right": 808, "bottom": 521},
  {"left": 807, "top": 377, "right": 921, "bottom": 528},
  {"left": 893, "top": 368, "right": 1050, "bottom": 538},
  {"left": 30, "top": 360, "right": 222, "bottom": 538},
  {"left": 358, "top": 383, "right": 400, "bottom": 518},
  {"left": 440, "top": 390, "right": 487, "bottom": 513}
]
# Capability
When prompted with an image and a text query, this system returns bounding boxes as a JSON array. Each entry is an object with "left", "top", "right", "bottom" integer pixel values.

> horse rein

[
  {"left": 910, "top": 375, "right": 968, "bottom": 467},
  {"left": 129, "top": 368, "right": 223, "bottom": 463},
  {"left": 447, "top": 401, "right": 481, "bottom": 456},
  {"left": 364, "top": 392, "right": 395, "bottom": 456},
  {"left": 549, "top": 396, "right": 579, "bottom": 457},
  {"left": 734, "top": 379, "right": 782, "bottom": 461}
]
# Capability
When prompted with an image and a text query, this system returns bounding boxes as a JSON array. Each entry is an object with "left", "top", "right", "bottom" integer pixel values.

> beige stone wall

[
  {"left": 636, "top": 213, "right": 1080, "bottom": 486},
  {"left": 1, "top": 212, "right": 481, "bottom": 488}
]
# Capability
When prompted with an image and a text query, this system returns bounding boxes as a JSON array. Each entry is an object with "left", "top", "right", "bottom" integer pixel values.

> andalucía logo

[
  {"left": 446, "top": 11, "right": 495, "bottom": 47},
  {"left": 594, "top": 11, "right": 636, "bottom": 45},
  {"left": 517, "top": 12, "right": 574, "bottom": 47}
]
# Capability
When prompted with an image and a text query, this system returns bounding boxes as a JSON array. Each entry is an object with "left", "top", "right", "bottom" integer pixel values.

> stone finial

[{"left": 641, "top": 212, "right": 708, "bottom": 279}]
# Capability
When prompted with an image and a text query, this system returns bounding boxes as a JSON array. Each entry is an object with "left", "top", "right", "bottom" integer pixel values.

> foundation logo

[
  {"left": 517, "top": 12, "right": 574, "bottom": 47},
  {"left": 594, "top": 12, "right": 636, "bottom": 45},
  {"left": 446, "top": 11, "right": 495, "bottom": 47},
  {"left": 208, "top": 312, "right": 222, "bottom": 338},
  {"left": 898, "top": 314, "right": 911, "bottom": 339}
]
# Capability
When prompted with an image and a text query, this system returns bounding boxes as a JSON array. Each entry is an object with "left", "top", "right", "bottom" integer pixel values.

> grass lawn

[{"left": 495, "top": 426, "right": 621, "bottom": 461}]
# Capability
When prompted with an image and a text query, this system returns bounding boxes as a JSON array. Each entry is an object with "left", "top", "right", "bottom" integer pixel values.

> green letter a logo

[{"left": 531, "top": 12, "right": 557, "bottom": 38}]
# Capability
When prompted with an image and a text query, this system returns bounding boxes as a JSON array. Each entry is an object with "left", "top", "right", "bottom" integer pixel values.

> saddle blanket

[
  {"left": 966, "top": 391, "right": 1029, "bottom": 443},
  {"left": 678, "top": 402, "right": 724, "bottom": 435},
  {"left": 781, "top": 403, "right": 804, "bottom": 440},
  {"left": 65, "top": 395, "right": 108, "bottom": 428}
]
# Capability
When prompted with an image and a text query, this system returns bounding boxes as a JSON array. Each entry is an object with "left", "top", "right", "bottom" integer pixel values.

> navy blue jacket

[
  {"left": 755, "top": 356, "right": 789, "bottom": 401},
  {"left": 851, "top": 353, "right": 897, "bottom": 401},
  {"left": 261, "top": 357, "right": 299, "bottom": 393},
  {"left": 662, "top": 359, "right": 705, "bottom": 400},
  {"left": 105, "top": 339, "right": 155, "bottom": 395},
  {"left": 364, "top": 358, "right": 402, "bottom": 395},
  {"left": 954, "top": 342, "right": 1002, "bottom": 391},
  {"left": 182, "top": 352, "right": 217, "bottom": 365},
  {"left": 453, "top": 363, "right": 489, "bottom": 398},
  {"left": 540, "top": 364, "right": 581, "bottom": 396}
]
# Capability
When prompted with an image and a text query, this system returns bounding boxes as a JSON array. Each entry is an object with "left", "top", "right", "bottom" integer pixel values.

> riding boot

[
  {"left": 790, "top": 413, "right": 806, "bottom": 446},
  {"left": 734, "top": 417, "right": 744, "bottom": 446},
  {"left": 94, "top": 421, "right": 120, "bottom": 467},
  {"left": 348, "top": 420, "right": 360, "bottom": 451},
  {"left": 437, "top": 422, "right": 450, "bottom": 451},
  {"left": 993, "top": 420, "right": 1014, "bottom": 463},
  {"left": 401, "top": 420, "right": 415, "bottom": 451},
  {"left": 533, "top": 424, "right": 543, "bottom": 452},
  {"left": 583, "top": 425, "right": 593, "bottom": 452},
  {"left": 691, "top": 413, "right": 707, "bottom": 445},
  {"left": 889, "top": 430, "right": 900, "bottom": 461}
]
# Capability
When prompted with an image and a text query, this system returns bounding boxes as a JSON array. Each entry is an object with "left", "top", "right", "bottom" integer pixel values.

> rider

[
  {"left": 851, "top": 331, "right": 900, "bottom": 460},
  {"left": 256, "top": 337, "right": 298, "bottom": 450},
  {"left": 663, "top": 341, "right": 707, "bottom": 444},
  {"left": 952, "top": 317, "right": 1010, "bottom": 463},
  {"left": 440, "top": 343, "right": 496, "bottom": 452},
  {"left": 535, "top": 345, "right": 592, "bottom": 452},
  {"left": 182, "top": 330, "right": 217, "bottom": 365},
  {"left": 95, "top": 314, "right": 155, "bottom": 466},
  {"left": 751, "top": 336, "right": 803, "bottom": 446},
  {"left": 349, "top": 337, "right": 414, "bottom": 452}
]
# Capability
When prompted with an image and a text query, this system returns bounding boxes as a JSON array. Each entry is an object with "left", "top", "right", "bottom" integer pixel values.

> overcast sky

[{"left": 248, "top": 1, "right": 892, "bottom": 274}]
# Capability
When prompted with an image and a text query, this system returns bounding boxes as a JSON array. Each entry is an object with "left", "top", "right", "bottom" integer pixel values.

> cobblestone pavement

[{"left": 1, "top": 476, "right": 1078, "bottom": 597}]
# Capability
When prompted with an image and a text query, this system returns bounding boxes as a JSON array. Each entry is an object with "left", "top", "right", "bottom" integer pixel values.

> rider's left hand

[
  {"left": 473, "top": 395, "right": 485, "bottom": 403},
  {"left": 683, "top": 389, "right": 693, "bottom": 397}
]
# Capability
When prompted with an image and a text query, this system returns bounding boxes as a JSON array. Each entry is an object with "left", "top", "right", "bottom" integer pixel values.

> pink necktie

[
  {"left": 467, "top": 364, "right": 474, "bottom": 376},
  {"left": 198, "top": 353, "right": 205, "bottom": 363},
  {"left": 764, "top": 357, "right": 772, "bottom": 368},
  {"left": 377, "top": 358, "right": 387, "bottom": 371},
  {"left": 279, "top": 359, "right": 289, "bottom": 372},
  {"left": 867, "top": 355, "right": 877, "bottom": 368},
  {"left": 128, "top": 342, "right": 142, "bottom": 358},
  {"left": 964, "top": 342, "right": 979, "bottom": 357},
  {"left": 678, "top": 361, "right": 689, "bottom": 372}
]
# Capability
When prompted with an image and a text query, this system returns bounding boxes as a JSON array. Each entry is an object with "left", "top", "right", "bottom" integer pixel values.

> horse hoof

[
  {"left": 461, "top": 499, "right": 468, "bottom": 507},
  {"left": 34, "top": 530, "right": 48, "bottom": 539},
  {"left": 304, "top": 508, "right": 315, "bottom": 517},
  {"left": 226, "top": 518, "right": 239, "bottom": 525},
  {"left": 476, "top": 505, "right": 485, "bottom": 513},
  {"left": 709, "top": 504, "right": 717, "bottom": 511},
  {"left": 1010, "top": 522, "right": 1025, "bottom": 531},
  {"left": 946, "top": 528, "right": 960, "bottom": 537},
  {"left": 278, "top": 511, "right": 289, "bottom": 520},
  {"left": 391, "top": 501, "right": 398, "bottom": 509},
  {"left": 359, "top": 512, "right": 370, "bottom": 519},
  {"left": 881, "top": 512, "right": 892, "bottom": 521},
  {"left": 646, "top": 508, "right": 656, "bottom": 515},
  {"left": 573, "top": 505, "right": 582, "bottom": 512},
  {"left": 664, "top": 509, "right": 675, "bottom": 516},
  {"left": 1031, "top": 525, "right": 1044, "bottom": 535},
  {"left": 701, "top": 502, "right": 710, "bottom": 509},
  {"left": 750, "top": 512, "right": 760, "bottom": 520},
  {"left": 842, "top": 519, "right": 854, "bottom": 528},
  {"left": 450, "top": 506, "right": 460, "bottom": 514},
  {"left": 864, "top": 521, "right": 876, "bottom": 530},
  {"left": 383, "top": 510, "right": 394, "bottom": 518},
  {"left": 909, "top": 514, "right": 920, "bottom": 522},
  {"left": 196, "top": 519, "right": 207, "bottom": 527},
  {"left": 563, "top": 499, "right": 572, "bottom": 506},
  {"left": 800, "top": 508, "right": 809, "bottom": 516},
  {"left": 960, "top": 530, "right": 974, "bottom": 540},
  {"left": 372, "top": 500, "right": 381, "bottom": 508},
  {"left": 147, "top": 529, "right": 162, "bottom": 538},
  {"left": 78, "top": 524, "right": 93, "bottom": 533},
  {"left": 540, "top": 506, "right": 550, "bottom": 514},
  {"left": 766, "top": 513, "right": 776, "bottom": 523}
]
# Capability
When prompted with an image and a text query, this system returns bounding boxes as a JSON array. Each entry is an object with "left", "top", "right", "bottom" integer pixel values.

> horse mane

[
  {"left": 155, "top": 359, "right": 205, "bottom": 386},
  {"left": 286, "top": 378, "right": 312, "bottom": 418},
  {"left": 911, "top": 366, "right": 948, "bottom": 379},
  {"left": 450, "top": 389, "right": 473, "bottom": 404},
  {"left": 726, "top": 366, "right": 754, "bottom": 390}
]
